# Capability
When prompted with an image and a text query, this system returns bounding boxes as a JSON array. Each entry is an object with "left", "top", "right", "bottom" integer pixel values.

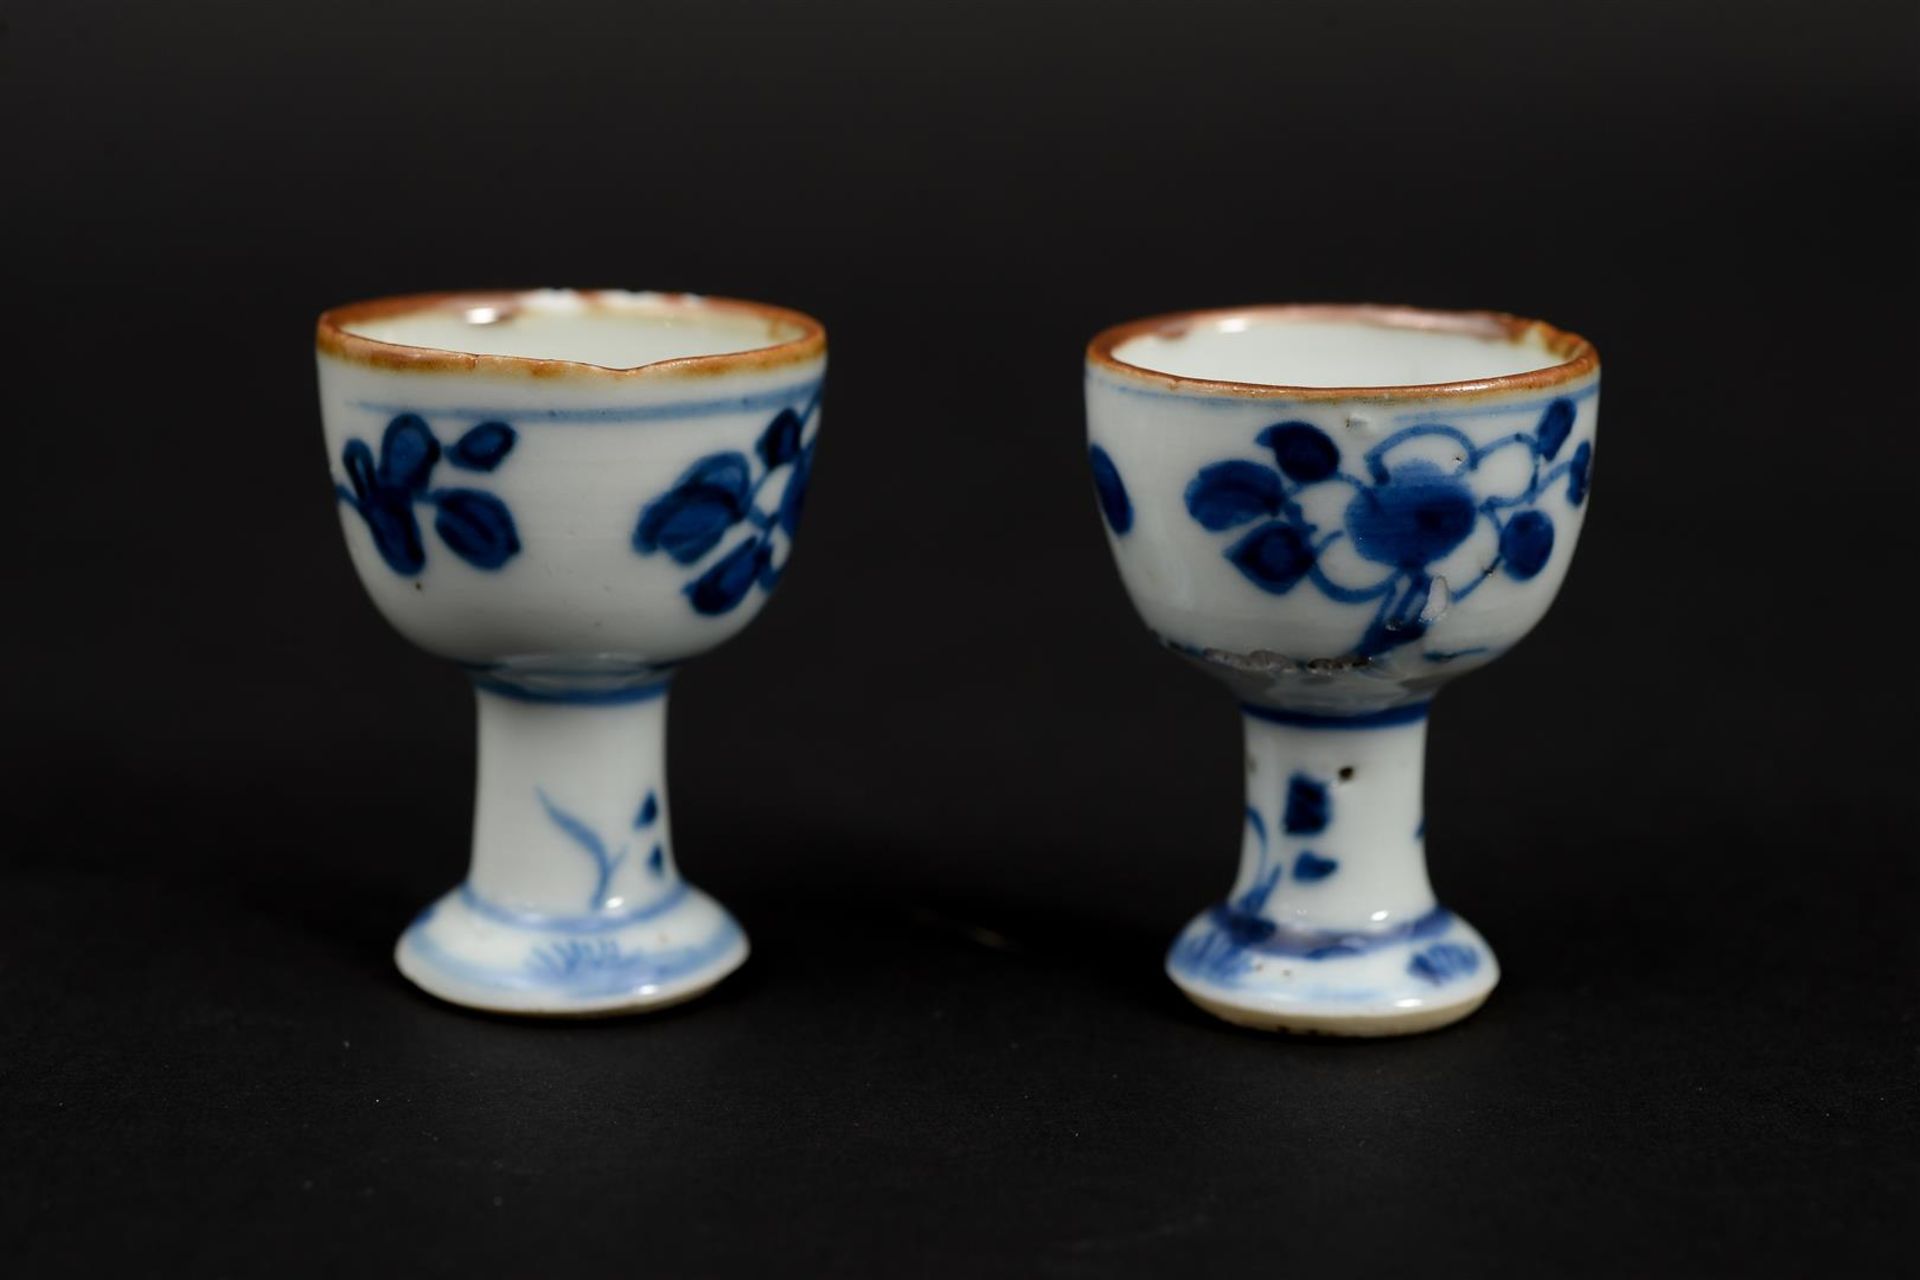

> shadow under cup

[
  {"left": 316, "top": 289, "right": 827, "bottom": 1016},
  {"left": 1085, "top": 305, "right": 1599, "bottom": 1035}
]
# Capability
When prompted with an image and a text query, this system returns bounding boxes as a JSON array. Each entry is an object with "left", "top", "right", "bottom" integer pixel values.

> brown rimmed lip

[
  {"left": 316, "top": 289, "right": 827, "bottom": 380},
  {"left": 1087, "top": 303, "right": 1597, "bottom": 402}
]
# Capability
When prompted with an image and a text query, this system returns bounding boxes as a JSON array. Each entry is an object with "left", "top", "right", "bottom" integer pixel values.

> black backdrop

[{"left": 4, "top": 1, "right": 1915, "bottom": 1274}]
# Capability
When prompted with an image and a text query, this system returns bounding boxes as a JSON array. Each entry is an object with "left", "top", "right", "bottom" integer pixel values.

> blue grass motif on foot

[
  {"left": 1171, "top": 774, "right": 1354, "bottom": 982},
  {"left": 1408, "top": 942, "right": 1481, "bottom": 985},
  {"left": 336, "top": 415, "right": 521, "bottom": 573},
  {"left": 511, "top": 924, "right": 741, "bottom": 998},
  {"left": 1161, "top": 759, "right": 1514, "bottom": 990},
  {"left": 1182, "top": 398, "right": 1590, "bottom": 660},
  {"left": 633, "top": 390, "right": 822, "bottom": 615},
  {"left": 1172, "top": 907, "right": 1456, "bottom": 987},
  {"left": 1171, "top": 861, "right": 1284, "bottom": 982},
  {"left": 526, "top": 938, "right": 711, "bottom": 990}
]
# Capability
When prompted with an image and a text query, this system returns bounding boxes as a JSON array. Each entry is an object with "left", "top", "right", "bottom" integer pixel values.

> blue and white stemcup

[
  {"left": 1087, "top": 304, "right": 1599, "bottom": 1035},
  {"left": 318, "top": 289, "right": 826, "bottom": 1016}
]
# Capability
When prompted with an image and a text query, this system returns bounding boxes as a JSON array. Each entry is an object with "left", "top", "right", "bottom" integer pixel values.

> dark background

[{"left": 3, "top": 0, "right": 1915, "bottom": 1274}]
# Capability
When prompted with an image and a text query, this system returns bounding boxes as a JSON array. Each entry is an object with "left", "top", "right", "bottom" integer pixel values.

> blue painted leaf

[
  {"left": 1293, "top": 851, "right": 1339, "bottom": 882},
  {"left": 684, "top": 536, "right": 767, "bottom": 615},
  {"left": 635, "top": 791, "right": 659, "bottom": 828},
  {"left": 379, "top": 414, "right": 440, "bottom": 493},
  {"left": 433, "top": 489, "right": 522, "bottom": 569},
  {"left": 1088, "top": 444, "right": 1133, "bottom": 535},
  {"left": 635, "top": 452, "right": 753, "bottom": 564},
  {"left": 777, "top": 443, "right": 813, "bottom": 538},
  {"left": 1257, "top": 422, "right": 1340, "bottom": 483},
  {"left": 538, "top": 789, "right": 609, "bottom": 861},
  {"left": 647, "top": 845, "right": 665, "bottom": 876},
  {"left": 362, "top": 497, "right": 427, "bottom": 575},
  {"left": 1284, "top": 773, "right": 1330, "bottom": 835},
  {"left": 636, "top": 492, "right": 737, "bottom": 564},
  {"left": 1535, "top": 398, "right": 1575, "bottom": 461},
  {"left": 1186, "top": 460, "right": 1283, "bottom": 531},
  {"left": 1499, "top": 509, "right": 1555, "bottom": 580},
  {"left": 675, "top": 452, "right": 753, "bottom": 504},
  {"left": 1224, "top": 520, "right": 1315, "bottom": 593},
  {"left": 1567, "top": 440, "right": 1593, "bottom": 506},
  {"left": 341, "top": 439, "right": 378, "bottom": 502},
  {"left": 757, "top": 408, "right": 804, "bottom": 467},
  {"left": 447, "top": 420, "right": 517, "bottom": 472}
]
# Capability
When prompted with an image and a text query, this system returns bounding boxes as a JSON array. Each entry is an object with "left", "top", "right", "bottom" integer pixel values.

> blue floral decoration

[
  {"left": 336, "top": 414, "right": 522, "bottom": 574},
  {"left": 632, "top": 393, "right": 820, "bottom": 616},
  {"left": 1183, "top": 397, "right": 1591, "bottom": 659},
  {"left": 1088, "top": 444, "right": 1133, "bottom": 534}
]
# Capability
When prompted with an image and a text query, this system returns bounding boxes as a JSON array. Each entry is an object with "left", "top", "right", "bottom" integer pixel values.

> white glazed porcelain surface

[
  {"left": 343, "top": 289, "right": 802, "bottom": 368},
  {"left": 318, "top": 290, "right": 825, "bottom": 1015},
  {"left": 1113, "top": 319, "right": 1566, "bottom": 387},
  {"left": 1086, "top": 307, "right": 1596, "bottom": 1036}
]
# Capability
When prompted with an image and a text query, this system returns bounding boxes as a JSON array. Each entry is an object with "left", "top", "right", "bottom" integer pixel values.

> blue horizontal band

[
  {"left": 1087, "top": 369, "right": 1597, "bottom": 424},
  {"left": 1242, "top": 701, "right": 1430, "bottom": 729},
  {"left": 403, "top": 906, "right": 741, "bottom": 998},
  {"left": 469, "top": 673, "right": 671, "bottom": 705},
  {"left": 351, "top": 377, "right": 824, "bottom": 425},
  {"left": 457, "top": 880, "right": 690, "bottom": 933},
  {"left": 1181, "top": 906, "right": 1455, "bottom": 965}
]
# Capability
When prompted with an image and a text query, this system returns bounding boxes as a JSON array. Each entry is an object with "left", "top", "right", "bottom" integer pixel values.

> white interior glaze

[
  {"left": 1113, "top": 315, "right": 1566, "bottom": 388},
  {"left": 343, "top": 290, "right": 801, "bottom": 368}
]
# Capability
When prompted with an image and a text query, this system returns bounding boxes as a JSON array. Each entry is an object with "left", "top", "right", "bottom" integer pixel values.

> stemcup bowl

[
  {"left": 317, "top": 289, "right": 826, "bottom": 1015},
  {"left": 1085, "top": 304, "right": 1598, "bottom": 1035}
]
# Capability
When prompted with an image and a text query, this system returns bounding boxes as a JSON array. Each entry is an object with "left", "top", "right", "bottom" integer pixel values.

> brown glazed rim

[
  {"left": 1087, "top": 303, "right": 1598, "bottom": 402},
  {"left": 316, "top": 289, "right": 827, "bottom": 380}
]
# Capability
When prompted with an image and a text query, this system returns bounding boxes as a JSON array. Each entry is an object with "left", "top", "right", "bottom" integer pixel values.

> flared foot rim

[
  {"left": 393, "top": 882, "right": 748, "bottom": 1017},
  {"left": 1171, "top": 979, "right": 1492, "bottom": 1037}
]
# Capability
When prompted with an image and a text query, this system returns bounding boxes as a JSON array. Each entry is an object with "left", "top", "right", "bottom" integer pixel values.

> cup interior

[
  {"left": 329, "top": 289, "right": 815, "bottom": 371},
  {"left": 1102, "top": 306, "right": 1586, "bottom": 391}
]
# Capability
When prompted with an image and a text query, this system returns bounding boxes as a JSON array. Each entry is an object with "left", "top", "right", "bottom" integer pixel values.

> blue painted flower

[
  {"left": 1342, "top": 460, "right": 1478, "bottom": 571},
  {"left": 634, "top": 454, "right": 752, "bottom": 565},
  {"left": 336, "top": 414, "right": 521, "bottom": 574},
  {"left": 1182, "top": 398, "right": 1590, "bottom": 659},
  {"left": 633, "top": 395, "right": 820, "bottom": 616}
]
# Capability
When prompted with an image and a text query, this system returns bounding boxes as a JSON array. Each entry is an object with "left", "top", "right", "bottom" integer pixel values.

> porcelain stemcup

[
  {"left": 1084, "top": 305, "right": 1599, "bottom": 1036},
  {"left": 316, "top": 289, "right": 827, "bottom": 1015}
]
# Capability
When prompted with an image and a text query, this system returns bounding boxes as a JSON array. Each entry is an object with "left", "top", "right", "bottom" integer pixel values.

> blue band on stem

[
  {"left": 1241, "top": 702, "right": 1430, "bottom": 729},
  {"left": 469, "top": 673, "right": 671, "bottom": 706}
]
